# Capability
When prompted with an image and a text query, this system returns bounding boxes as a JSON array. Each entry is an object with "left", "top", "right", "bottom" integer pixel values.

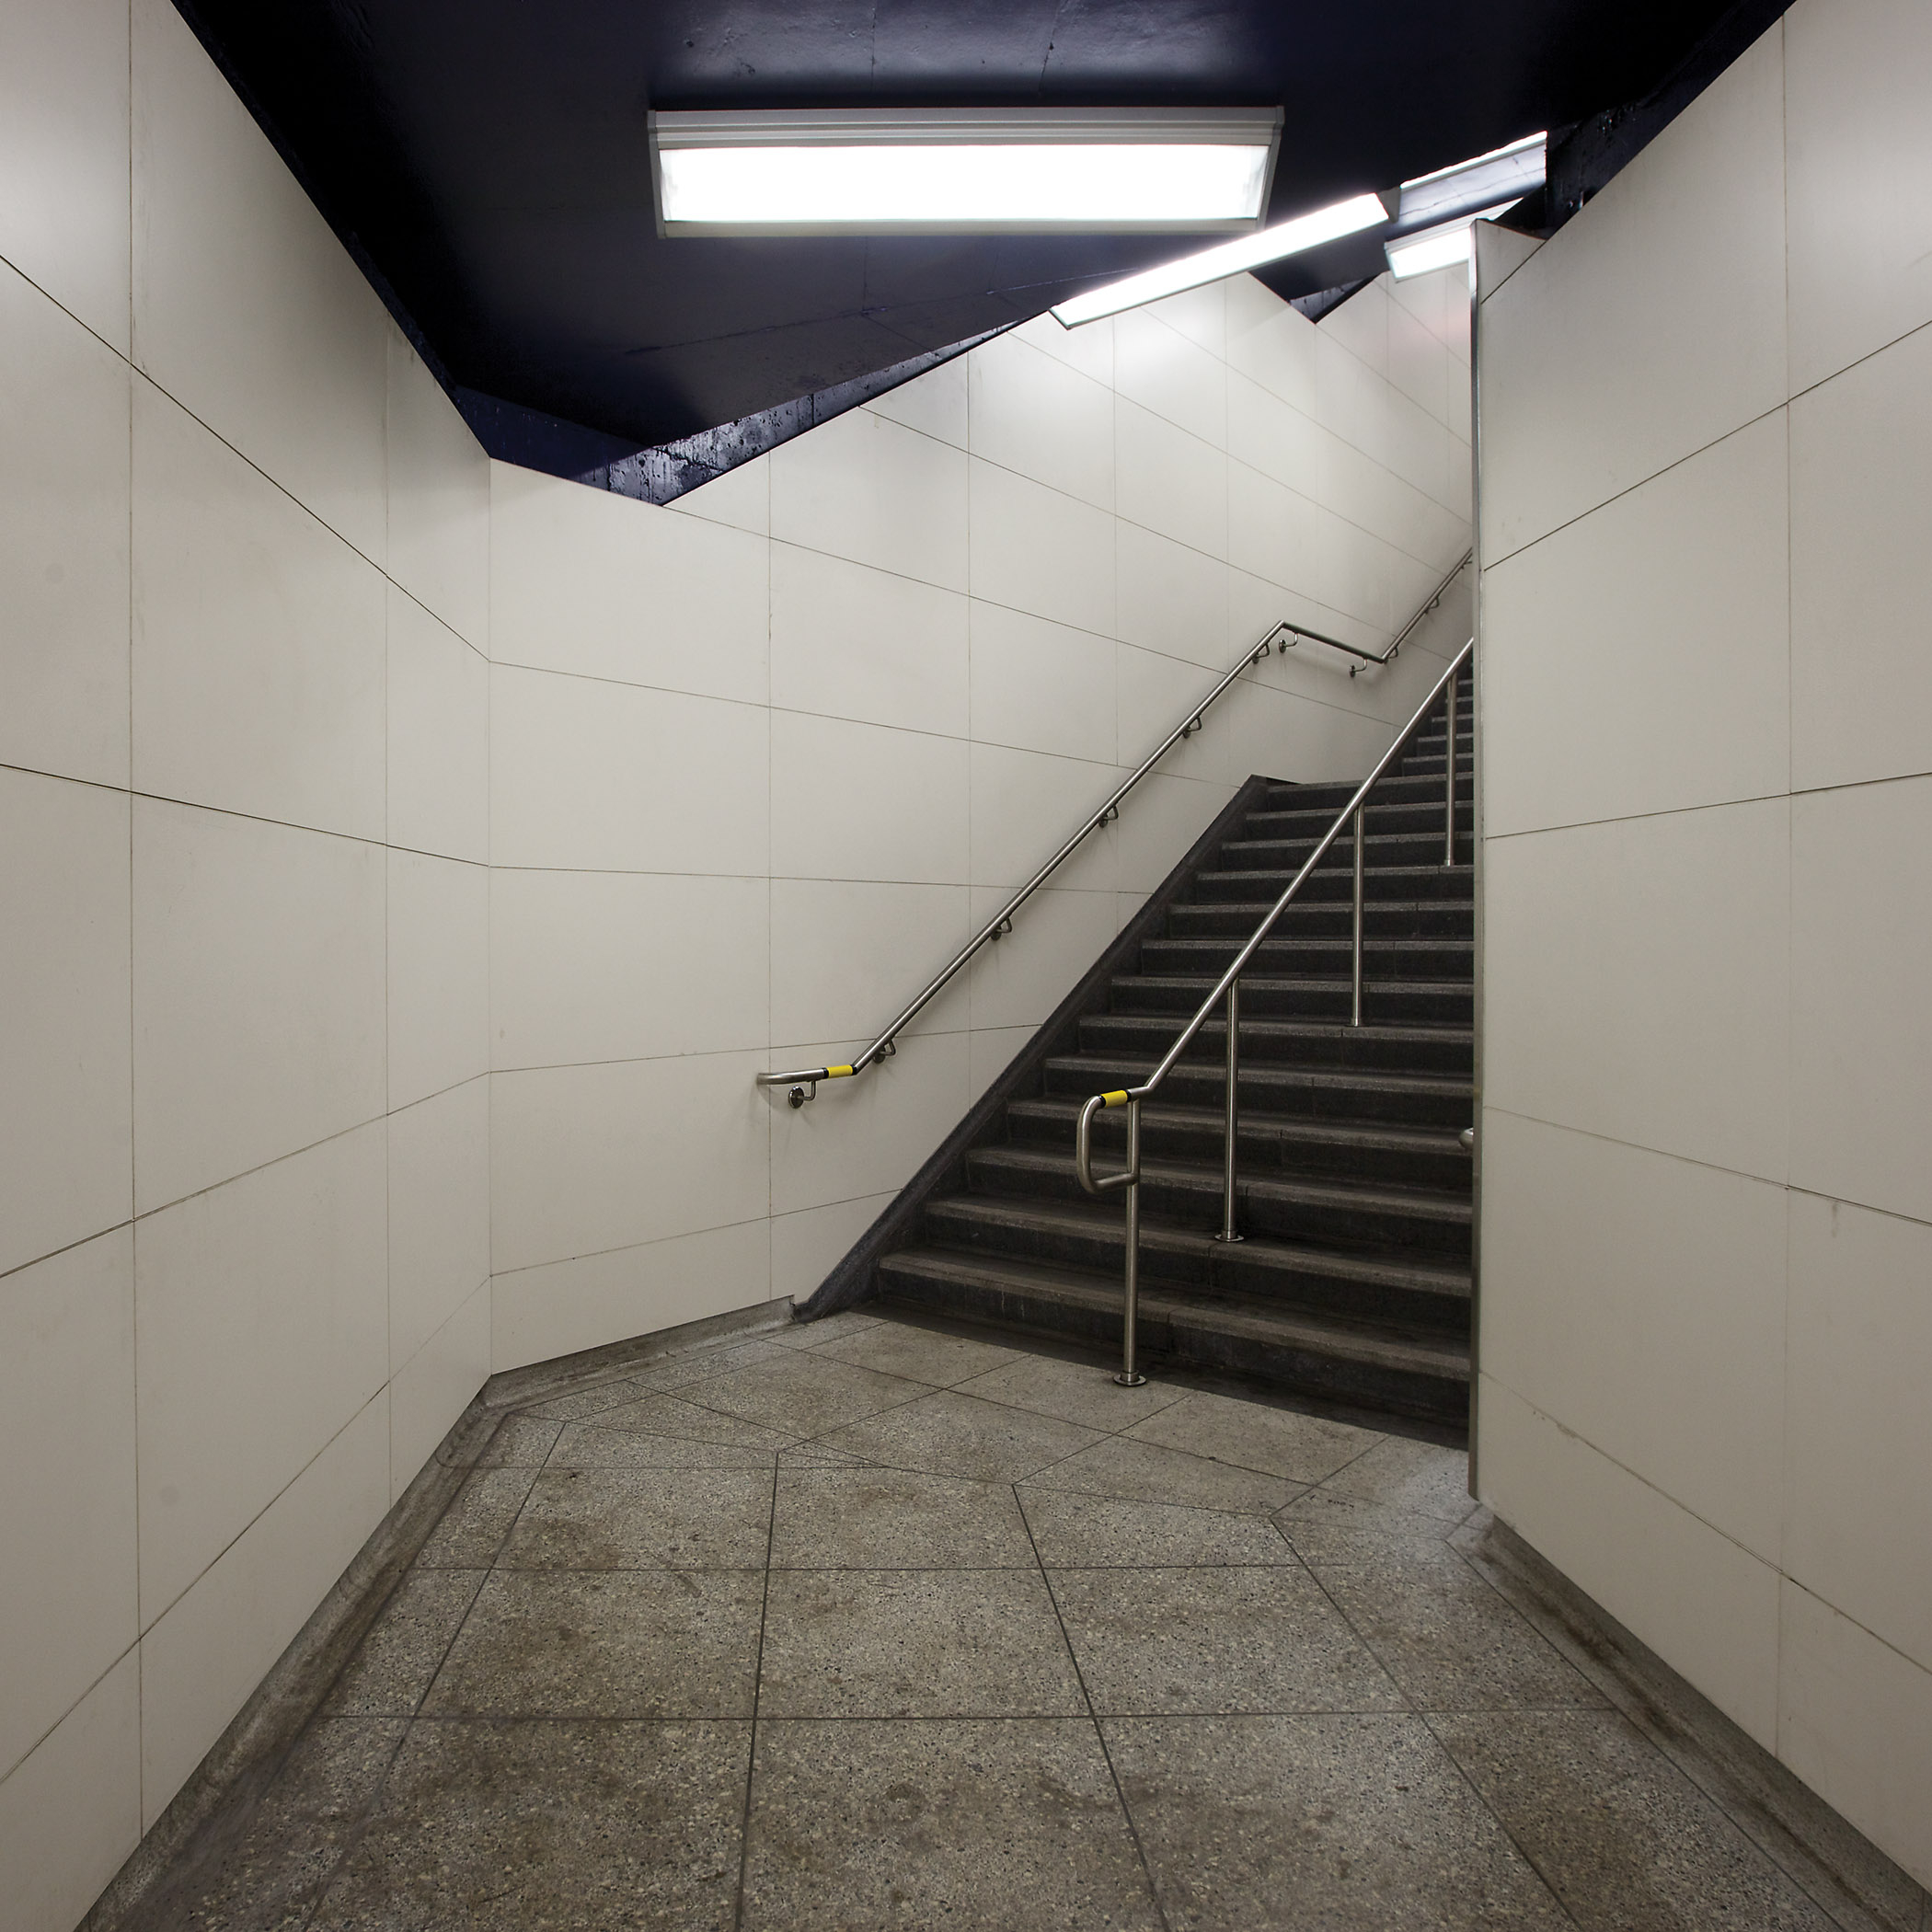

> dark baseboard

[{"left": 796, "top": 773, "right": 1277, "bottom": 1322}]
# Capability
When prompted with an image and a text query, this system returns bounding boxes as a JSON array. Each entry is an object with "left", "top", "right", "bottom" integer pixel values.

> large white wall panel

[
  {"left": 132, "top": 801, "right": 385, "bottom": 1213},
  {"left": 0, "top": 1656, "right": 140, "bottom": 1932},
  {"left": 388, "top": 1078, "right": 491, "bottom": 1375},
  {"left": 0, "top": 1232, "right": 136, "bottom": 1782},
  {"left": 0, "top": 769, "right": 132, "bottom": 1277},
  {"left": 490, "top": 666, "right": 769, "bottom": 875},
  {"left": 490, "top": 1052, "right": 769, "bottom": 1274},
  {"left": 133, "top": 1122, "right": 388, "bottom": 1622},
  {"left": 1478, "top": 1111, "right": 1787, "bottom": 1560},
  {"left": 1482, "top": 412, "right": 1790, "bottom": 835},
  {"left": 1784, "top": 0, "right": 1932, "bottom": 396},
  {"left": 1477, "top": 6, "right": 1932, "bottom": 1883},
  {"left": 491, "top": 463, "right": 767, "bottom": 704},
  {"left": 1114, "top": 399, "right": 1226, "bottom": 562},
  {"left": 493, "top": 871, "right": 769, "bottom": 1070},
  {"left": 0, "top": 0, "right": 129, "bottom": 353},
  {"left": 138, "top": 1391, "right": 389, "bottom": 1825},
  {"left": 969, "top": 605, "right": 1117, "bottom": 764},
  {"left": 1476, "top": 1376, "right": 1782, "bottom": 1745},
  {"left": 132, "top": 0, "right": 388, "bottom": 564},
  {"left": 768, "top": 880, "right": 972, "bottom": 1049},
  {"left": 0, "top": 266, "right": 132, "bottom": 790},
  {"left": 1788, "top": 324, "right": 1932, "bottom": 793},
  {"left": 1478, "top": 27, "right": 1788, "bottom": 565},
  {"left": 387, "top": 851, "right": 489, "bottom": 1111},
  {"left": 1483, "top": 800, "right": 1790, "bottom": 1182},
  {"left": 770, "top": 546, "right": 968, "bottom": 737},
  {"left": 968, "top": 331, "right": 1114, "bottom": 511},
  {"left": 1784, "top": 1194, "right": 1932, "bottom": 1671},
  {"left": 1788, "top": 775, "right": 1932, "bottom": 1224},
  {"left": 385, "top": 328, "right": 490, "bottom": 651},
  {"left": 386, "top": 587, "right": 489, "bottom": 864},
  {"left": 969, "top": 457, "right": 1117, "bottom": 634},
  {"left": 132, "top": 382, "right": 387, "bottom": 844}
]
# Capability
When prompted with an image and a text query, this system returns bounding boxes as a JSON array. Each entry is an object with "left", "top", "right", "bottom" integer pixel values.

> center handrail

[
  {"left": 756, "top": 618, "right": 1296, "bottom": 1107},
  {"left": 1075, "top": 636, "right": 1474, "bottom": 1386}
]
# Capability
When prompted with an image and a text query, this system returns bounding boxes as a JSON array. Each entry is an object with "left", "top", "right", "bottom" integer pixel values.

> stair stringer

[{"left": 795, "top": 774, "right": 1274, "bottom": 1321}]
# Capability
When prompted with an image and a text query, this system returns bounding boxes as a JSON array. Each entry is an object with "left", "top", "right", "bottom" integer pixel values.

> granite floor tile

[
  {"left": 324, "top": 1570, "right": 489, "bottom": 1717},
  {"left": 1273, "top": 1484, "right": 1470, "bottom": 1560},
  {"left": 173, "top": 1718, "right": 405, "bottom": 1932},
  {"left": 500, "top": 1466, "right": 774, "bottom": 1570},
  {"left": 1021, "top": 1435, "right": 1303, "bottom": 1516},
  {"left": 520, "top": 1375, "right": 656, "bottom": 1422},
  {"left": 1431, "top": 1709, "right": 1845, "bottom": 1932},
  {"left": 955, "top": 1351, "right": 1188, "bottom": 1432},
  {"left": 818, "top": 1387, "right": 1105, "bottom": 1482},
  {"left": 742, "top": 1719, "right": 1162, "bottom": 1932},
  {"left": 1126, "top": 1389, "right": 1382, "bottom": 1484},
  {"left": 305, "top": 1719, "right": 748, "bottom": 1932},
  {"left": 1308, "top": 1545, "right": 1608, "bottom": 1712},
  {"left": 769, "top": 1308, "right": 886, "bottom": 1349},
  {"left": 544, "top": 1422, "right": 783, "bottom": 1470},
  {"left": 1107, "top": 1714, "right": 1573, "bottom": 1930},
  {"left": 423, "top": 1570, "right": 763, "bottom": 1719},
  {"left": 629, "top": 1338, "right": 833, "bottom": 1397},
  {"left": 759, "top": 1569, "right": 1086, "bottom": 1718},
  {"left": 557, "top": 1389, "right": 801, "bottom": 1454},
  {"left": 679, "top": 1351, "right": 930, "bottom": 1436},
  {"left": 415, "top": 1466, "right": 541, "bottom": 1569},
  {"left": 1018, "top": 1489, "right": 1301, "bottom": 1569},
  {"left": 1050, "top": 1565, "right": 1404, "bottom": 1716},
  {"left": 809, "top": 1321, "right": 1022, "bottom": 1387},
  {"left": 469, "top": 1414, "right": 566, "bottom": 1466},
  {"left": 770, "top": 1464, "right": 1033, "bottom": 1569},
  {"left": 1323, "top": 1434, "right": 1478, "bottom": 1524}
]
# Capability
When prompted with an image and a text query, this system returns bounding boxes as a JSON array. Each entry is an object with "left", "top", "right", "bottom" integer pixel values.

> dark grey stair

[{"left": 821, "top": 667, "right": 1478, "bottom": 1428}]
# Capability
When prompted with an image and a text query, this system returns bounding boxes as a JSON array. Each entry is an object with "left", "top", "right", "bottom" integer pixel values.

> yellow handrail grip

[
  {"left": 825, "top": 1064, "right": 856, "bottom": 1078},
  {"left": 1102, "top": 1089, "right": 1130, "bottom": 1108}
]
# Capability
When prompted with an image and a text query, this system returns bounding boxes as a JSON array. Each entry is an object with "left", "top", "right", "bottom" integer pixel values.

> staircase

[{"left": 860, "top": 674, "right": 1475, "bottom": 1428}]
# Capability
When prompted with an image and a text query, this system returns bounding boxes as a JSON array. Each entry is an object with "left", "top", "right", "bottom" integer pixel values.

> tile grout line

[
  {"left": 730, "top": 1458, "right": 782, "bottom": 1932},
  {"left": 1014, "top": 1485, "right": 1176, "bottom": 1932}
]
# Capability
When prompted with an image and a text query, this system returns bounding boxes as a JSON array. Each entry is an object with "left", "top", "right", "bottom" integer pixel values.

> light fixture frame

[{"left": 648, "top": 106, "right": 1283, "bottom": 237}]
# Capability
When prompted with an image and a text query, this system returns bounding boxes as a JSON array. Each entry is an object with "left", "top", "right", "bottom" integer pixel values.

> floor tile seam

[
  {"left": 542, "top": 1412, "right": 807, "bottom": 1456},
  {"left": 1263, "top": 1527, "right": 1420, "bottom": 1718},
  {"left": 664, "top": 1375, "right": 949, "bottom": 1445},
  {"left": 1016, "top": 1483, "right": 1178, "bottom": 1932},
  {"left": 1449, "top": 1537, "right": 1889, "bottom": 1932},
  {"left": 733, "top": 1457, "right": 783, "bottom": 1932},
  {"left": 1433, "top": 1524, "right": 1625, "bottom": 1698},
  {"left": 280, "top": 1710, "right": 420, "bottom": 1932},
  {"left": 1412, "top": 1708, "right": 1590, "bottom": 1930},
  {"left": 1017, "top": 1478, "right": 1294, "bottom": 1524}
]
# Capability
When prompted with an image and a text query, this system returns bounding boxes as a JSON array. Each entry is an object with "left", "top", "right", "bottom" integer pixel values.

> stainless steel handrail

[
  {"left": 757, "top": 620, "right": 1296, "bottom": 1107},
  {"left": 1075, "top": 637, "right": 1474, "bottom": 1386},
  {"left": 1277, "top": 550, "right": 1471, "bottom": 678}
]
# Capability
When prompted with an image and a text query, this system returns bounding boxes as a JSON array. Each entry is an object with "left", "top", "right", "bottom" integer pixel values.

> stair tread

[
  {"left": 878, "top": 1248, "right": 1471, "bottom": 1380},
  {"left": 1006, "top": 1094, "right": 1469, "bottom": 1156},
  {"left": 927, "top": 1193, "right": 1472, "bottom": 1295},
  {"left": 1044, "top": 1052, "right": 1473, "bottom": 1096},
  {"left": 1089, "top": 1015, "right": 1472, "bottom": 1046},
  {"left": 967, "top": 1144, "right": 1471, "bottom": 1223}
]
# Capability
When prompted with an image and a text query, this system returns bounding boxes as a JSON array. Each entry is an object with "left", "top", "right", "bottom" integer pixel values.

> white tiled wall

[
  {"left": 0, "top": 5, "right": 491, "bottom": 1919},
  {"left": 1474, "top": 0, "right": 1932, "bottom": 1887},
  {"left": 488, "top": 259, "right": 1474, "bottom": 1382}
]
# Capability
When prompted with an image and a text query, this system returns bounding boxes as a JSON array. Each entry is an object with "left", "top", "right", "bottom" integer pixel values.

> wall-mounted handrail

[
  {"left": 757, "top": 620, "right": 1295, "bottom": 1107},
  {"left": 1075, "top": 637, "right": 1474, "bottom": 1386},
  {"left": 1277, "top": 550, "right": 1471, "bottom": 678}
]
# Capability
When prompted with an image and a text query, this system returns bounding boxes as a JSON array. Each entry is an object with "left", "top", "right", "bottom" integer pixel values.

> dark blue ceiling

[{"left": 178, "top": 0, "right": 1773, "bottom": 456}]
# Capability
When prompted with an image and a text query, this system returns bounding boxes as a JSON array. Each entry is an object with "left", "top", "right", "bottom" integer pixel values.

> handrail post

[
  {"left": 1213, "top": 980, "right": 1243, "bottom": 1243},
  {"left": 1350, "top": 802, "right": 1365, "bottom": 1029},
  {"left": 1444, "top": 669, "right": 1458, "bottom": 866},
  {"left": 1116, "top": 1099, "right": 1147, "bottom": 1387}
]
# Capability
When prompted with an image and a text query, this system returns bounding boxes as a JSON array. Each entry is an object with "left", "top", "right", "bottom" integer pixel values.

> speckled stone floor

[{"left": 143, "top": 1310, "right": 1926, "bottom": 1932}]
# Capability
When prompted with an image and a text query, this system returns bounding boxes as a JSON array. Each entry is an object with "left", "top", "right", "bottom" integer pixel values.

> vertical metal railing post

[
  {"left": 1350, "top": 803, "right": 1365, "bottom": 1028},
  {"left": 1214, "top": 980, "right": 1243, "bottom": 1243},
  {"left": 1444, "top": 670, "right": 1458, "bottom": 865},
  {"left": 1116, "top": 1100, "right": 1146, "bottom": 1386}
]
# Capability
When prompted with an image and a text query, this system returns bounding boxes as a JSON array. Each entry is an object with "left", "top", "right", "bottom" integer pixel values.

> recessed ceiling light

[
  {"left": 1050, "top": 190, "right": 1390, "bottom": 327},
  {"left": 650, "top": 108, "right": 1283, "bottom": 236}
]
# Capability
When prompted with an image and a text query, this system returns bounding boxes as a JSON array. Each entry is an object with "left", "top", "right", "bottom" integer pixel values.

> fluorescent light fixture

[
  {"left": 650, "top": 108, "right": 1282, "bottom": 236},
  {"left": 1050, "top": 190, "right": 1388, "bottom": 327},
  {"left": 1383, "top": 132, "right": 1546, "bottom": 282}
]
